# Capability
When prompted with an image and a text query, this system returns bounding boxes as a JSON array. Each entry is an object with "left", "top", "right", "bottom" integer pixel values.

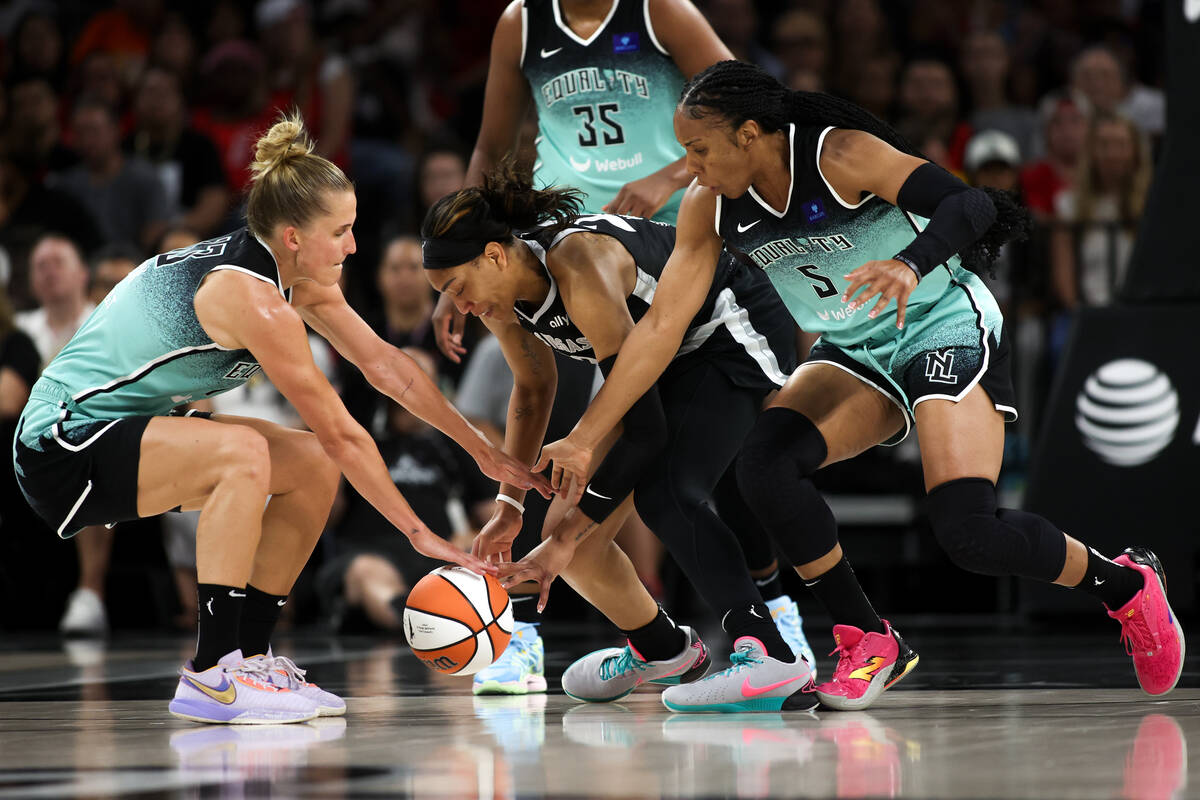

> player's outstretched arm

[
  {"left": 196, "top": 272, "right": 495, "bottom": 574},
  {"left": 535, "top": 183, "right": 723, "bottom": 485},
  {"left": 292, "top": 280, "right": 550, "bottom": 496},
  {"left": 471, "top": 317, "right": 559, "bottom": 562},
  {"left": 545, "top": 234, "right": 669, "bottom": 506}
]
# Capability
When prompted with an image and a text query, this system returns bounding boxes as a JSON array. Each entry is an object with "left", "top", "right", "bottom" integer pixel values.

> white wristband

[{"left": 495, "top": 493, "right": 525, "bottom": 514}]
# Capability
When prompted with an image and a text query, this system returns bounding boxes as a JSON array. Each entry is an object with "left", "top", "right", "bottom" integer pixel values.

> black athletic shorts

[{"left": 14, "top": 412, "right": 151, "bottom": 539}]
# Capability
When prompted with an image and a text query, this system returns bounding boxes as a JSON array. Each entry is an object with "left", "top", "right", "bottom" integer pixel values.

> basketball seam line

[{"left": 439, "top": 574, "right": 489, "bottom": 628}]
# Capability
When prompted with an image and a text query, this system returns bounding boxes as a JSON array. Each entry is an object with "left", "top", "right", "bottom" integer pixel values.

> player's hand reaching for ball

[
  {"left": 842, "top": 259, "right": 920, "bottom": 329},
  {"left": 432, "top": 291, "right": 469, "bottom": 363},
  {"left": 472, "top": 502, "right": 524, "bottom": 563},
  {"left": 406, "top": 524, "right": 497, "bottom": 576},
  {"left": 473, "top": 445, "right": 552, "bottom": 498},
  {"left": 495, "top": 537, "right": 576, "bottom": 613},
  {"left": 533, "top": 435, "right": 594, "bottom": 506}
]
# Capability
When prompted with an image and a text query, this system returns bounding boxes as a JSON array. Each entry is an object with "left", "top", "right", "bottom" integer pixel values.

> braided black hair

[{"left": 679, "top": 61, "right": 1028, "bottom": 273}]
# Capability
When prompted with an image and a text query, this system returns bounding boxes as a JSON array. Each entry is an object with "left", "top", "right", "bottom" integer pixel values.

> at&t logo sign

[{"left": 1075, "top": 359, "right": 1179, "bottom": 466}]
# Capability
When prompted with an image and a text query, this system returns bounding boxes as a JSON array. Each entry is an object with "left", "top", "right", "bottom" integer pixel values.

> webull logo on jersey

[
  {"left": 532, "top": 331, "right": 596, "bottom": 362},
  {"left": 571, "top": 152, "right": 644, "bottom": 173},
  {"left": 541, "top": 68, "right": 650, "bottom": 107}
]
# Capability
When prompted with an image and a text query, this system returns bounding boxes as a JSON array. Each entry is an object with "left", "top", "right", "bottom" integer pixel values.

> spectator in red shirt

[{"left": 1020, "top": 95, "right": 1086, "bottom": 221}]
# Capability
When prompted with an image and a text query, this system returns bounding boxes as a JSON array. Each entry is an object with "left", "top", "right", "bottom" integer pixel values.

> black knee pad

[
  {"left": 926, "top": 478, "right": 1065, "bottom": 581},
  {"left": 736, "top": 408, "right": 838, "bottom": 566},
  {"left": 736, "top": 407, "right": 827, "bottom": 505}
]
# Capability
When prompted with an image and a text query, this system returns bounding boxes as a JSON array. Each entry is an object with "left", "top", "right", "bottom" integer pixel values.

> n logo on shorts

[{"left": 924, "top": 348, "right": 958, "bottom": 385}]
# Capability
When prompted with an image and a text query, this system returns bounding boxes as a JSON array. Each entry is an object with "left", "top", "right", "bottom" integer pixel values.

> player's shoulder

[{"left": 546, "top": 228, "right": 611, "bottom": 273}]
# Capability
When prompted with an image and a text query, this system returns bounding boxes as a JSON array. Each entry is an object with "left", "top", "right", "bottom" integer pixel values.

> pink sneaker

[
  {"left": 814, "top": 620, "right": 919, "bottom": 711},
  {"left": 1108, "top": 548, "right": 1185, "bottom": 696}
]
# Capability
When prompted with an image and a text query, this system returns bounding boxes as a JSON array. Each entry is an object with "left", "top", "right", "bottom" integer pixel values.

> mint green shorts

[{"left": 807, "top": 274, "right": 1017, "bottom": 445}]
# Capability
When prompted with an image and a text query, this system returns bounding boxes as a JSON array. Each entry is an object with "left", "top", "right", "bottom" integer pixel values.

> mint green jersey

[
  {"left": 521, "top": 0, "right": 685, "bottom": 222},
  {"left": 717, "top": 124, "right": 998, "bottom": 349},
  {"left": 18, "top": 228, "right": 287, "bottom": 447}
]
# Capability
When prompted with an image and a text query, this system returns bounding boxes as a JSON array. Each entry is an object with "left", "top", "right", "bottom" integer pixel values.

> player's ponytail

[
  {"left": 679, "top": 61, "right": 1027, "bottom": 273},
  {"left": 421, "top": 158, "right": 582, "bottom": 269},
  {"left": 246, "top": 111, "right": 352, "bottom": 239}
]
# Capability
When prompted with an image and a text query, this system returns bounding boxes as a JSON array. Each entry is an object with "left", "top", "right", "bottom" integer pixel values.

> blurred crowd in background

[{"left": 0, "top": 0, "right": 1166, "bottom": 635}]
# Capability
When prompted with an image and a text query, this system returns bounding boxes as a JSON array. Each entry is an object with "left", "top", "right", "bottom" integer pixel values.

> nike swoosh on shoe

[{"left": 741, "top": 674, "right": 806, "bottom": 698}]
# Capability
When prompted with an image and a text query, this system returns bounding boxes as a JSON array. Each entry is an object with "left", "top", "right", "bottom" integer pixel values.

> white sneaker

[
  {"left": 661, "top": 636, "right": 817, "bottom": 713},
  {"left": 59, "top": 588, "right": 107, "bottom": 636}
]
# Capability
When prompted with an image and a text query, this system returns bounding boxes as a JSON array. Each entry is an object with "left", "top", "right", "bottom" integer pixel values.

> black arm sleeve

[
  {"left": 574, "top": 355, "right": 669, "bottom": 524},
  {"left": 893, "top": 162, "right": 997, "bottom": 277}
]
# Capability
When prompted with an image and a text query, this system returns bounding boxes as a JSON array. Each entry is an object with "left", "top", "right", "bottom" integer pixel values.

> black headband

[{"left": 421, "top": 237, "right": 490, "bottom": 270}]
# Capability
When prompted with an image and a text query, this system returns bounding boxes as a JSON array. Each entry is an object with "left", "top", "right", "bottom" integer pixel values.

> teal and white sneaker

[
  {"left": 766, "top": 595, "right": 817, "bottom": 681},
  {"left": 562, "top": 625, "right": 710, "bottom": 703},
  {"left": 473, "top": 621, "right": 547, "bottom": 695},
  {"left": 661, "top": 636, "right": 817, "bottom": 713}
]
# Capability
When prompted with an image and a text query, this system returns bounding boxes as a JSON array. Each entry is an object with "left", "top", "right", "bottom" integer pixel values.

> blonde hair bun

[
  {"left": 244, "top": 110, "right": 352, "bottom": 238},
  {"left": 249, "top": 112, "right": 314, "bottom": 182}
]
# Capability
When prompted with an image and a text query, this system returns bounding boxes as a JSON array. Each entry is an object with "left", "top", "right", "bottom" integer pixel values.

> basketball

[{"left": 402, "top": 566, "right": 514, "bottom": 675}]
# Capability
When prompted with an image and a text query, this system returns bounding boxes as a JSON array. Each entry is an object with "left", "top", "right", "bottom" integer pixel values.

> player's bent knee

[
  {"left": 216, "top": 427, "right": 272, "bottom": 492},
  {"left": 736, "top": 407, "right": 827, "bottom": 506},
  {"left": 300, "top": 432, "right": 340, "bottom": 496}
]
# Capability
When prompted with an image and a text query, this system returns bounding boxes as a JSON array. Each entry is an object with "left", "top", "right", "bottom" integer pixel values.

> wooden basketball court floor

[{"left": 0, "top": 623, "right": 1195, "bottom": 799}]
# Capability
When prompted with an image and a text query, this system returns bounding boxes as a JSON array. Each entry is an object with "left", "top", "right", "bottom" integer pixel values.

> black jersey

[{"left": 512, "top": 213, "right": 794, "bottom": 389}]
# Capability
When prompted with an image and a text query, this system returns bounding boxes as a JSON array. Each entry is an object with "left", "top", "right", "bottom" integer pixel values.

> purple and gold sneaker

[{"left": 169, "top": 649, "right": 318, "bottom": 724}]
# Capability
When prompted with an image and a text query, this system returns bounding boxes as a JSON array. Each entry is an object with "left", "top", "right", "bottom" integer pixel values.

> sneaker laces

[
  {"left": 599, "top": 647, "right": 648, "bottom": 681},
  {"left": 1117, "top": 607, "right": 1158, "bottom": 657},
  {"left": 267, "top": 654, "right": 310, "bottom": 689},
  {"left": 232, "top": 655, "right": 278, "bottom": 687},
  {"left": 702, "top": 643, "right": 763, "bottom": 682},
  {"left": 829, "top": 638, "right": 868, "bottom": 683}
]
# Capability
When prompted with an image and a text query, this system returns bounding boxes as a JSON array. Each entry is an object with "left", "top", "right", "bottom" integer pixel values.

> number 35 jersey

[
  {"left": 717, "top": 124, "right": 984, "bottom": 348},
  {"left": 522, "top": 0, "right": 685, "bottom": 222},
  {"left": 20, "top": 227, "right": 287, "bottom": 441}
]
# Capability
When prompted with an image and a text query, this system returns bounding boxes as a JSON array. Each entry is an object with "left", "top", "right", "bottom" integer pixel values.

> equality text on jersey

[
  {"left": 541, "top": 68, "right": 650, "bottom": 107},
  {"left": 746, "top": 235, "right": 856, "bottom": 270}
]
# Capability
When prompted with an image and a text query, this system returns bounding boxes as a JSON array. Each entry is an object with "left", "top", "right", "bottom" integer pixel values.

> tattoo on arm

[
  {"left": 574, "top": 521, "right": 597, "bottom": 542},
  {"left": 520, "top": 336, "right": 542, "bottom": 376},
  {"left": 513, "top": 405, "right": 532, "bottom": 420}
]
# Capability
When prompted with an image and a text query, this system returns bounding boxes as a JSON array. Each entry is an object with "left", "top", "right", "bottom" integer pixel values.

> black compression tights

[{"left": 632, "top": 362, "right": 767, "bottom": 615}]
